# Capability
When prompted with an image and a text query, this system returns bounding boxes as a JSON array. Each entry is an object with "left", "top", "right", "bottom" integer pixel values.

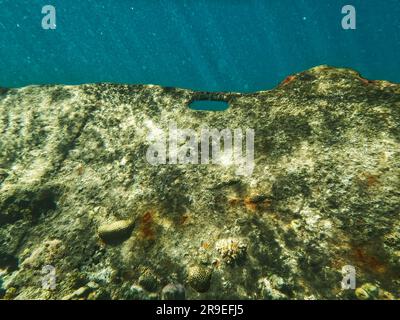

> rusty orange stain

[
  {"left": 281, "top": 75, "right": 296, "bottom": 86},
  {"left": 364, "top": 174, "right": 380, "bottom": 188},
  {"left": 244, "top": 196, "right": 271, "bottom": 211},
  {"left": 178, "top": 214, "right": 189, "bottom": 226},
  {"left": 201, "top": 241, "right": 211, "bottom": 250},
  {"left": 358, "top": 76, "right": 379, "bottom": 86},
  {"left": 139, "top": 211, "right": 156, "bottom": 240},
  {"left": 351, "top": 247, "right": 387, "bottom": 275},
  {"left": 228, "top": 197, "right": 242, "bottom": 206},
  {"left": 356, "top": 172, "right": 381, "bottom": 189},
  {"left": 228, "top": 194, "right": 271, "bottom": 212}
]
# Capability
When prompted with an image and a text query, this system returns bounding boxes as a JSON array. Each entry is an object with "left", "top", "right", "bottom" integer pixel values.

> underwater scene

[{"left": 0, "top": 0, "right": 400, "bottom": 304}]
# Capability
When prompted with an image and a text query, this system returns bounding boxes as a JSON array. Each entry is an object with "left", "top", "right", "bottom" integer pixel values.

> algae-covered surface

[{"left": 0, "top": 66, "right": 399, "bottom": 300}]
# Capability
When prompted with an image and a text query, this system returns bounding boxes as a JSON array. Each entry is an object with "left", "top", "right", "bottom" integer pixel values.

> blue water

[
  {"left": 0, "top": 0, "right": 399, "bottom": 92},
  {"left": 189, "top": 100, "right": 229, "bottom": 111}
]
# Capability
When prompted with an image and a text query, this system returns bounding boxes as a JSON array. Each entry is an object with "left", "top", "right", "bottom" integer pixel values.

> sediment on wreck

[{"left": 0, "top": 66, "right": 399, "bottom": 300}]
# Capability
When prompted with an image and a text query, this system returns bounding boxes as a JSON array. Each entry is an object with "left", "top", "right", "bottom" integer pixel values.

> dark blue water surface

[{"left": 0, "top": 0, "right": 399, "bottom": 92}]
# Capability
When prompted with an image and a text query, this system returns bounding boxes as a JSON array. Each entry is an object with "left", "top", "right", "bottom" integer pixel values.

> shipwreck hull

[{"left": 0, "top": 66, "right": 399, "bottom": 300}]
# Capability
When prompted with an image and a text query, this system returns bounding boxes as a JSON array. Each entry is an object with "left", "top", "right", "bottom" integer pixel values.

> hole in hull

[{"left": 188, "top": 100, "right": 229, "bottom": 111}]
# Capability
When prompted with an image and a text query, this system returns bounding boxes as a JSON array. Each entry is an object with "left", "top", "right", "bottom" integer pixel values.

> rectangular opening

[{"left": 188, "top": 100, "right": 229, "bottom": 111}]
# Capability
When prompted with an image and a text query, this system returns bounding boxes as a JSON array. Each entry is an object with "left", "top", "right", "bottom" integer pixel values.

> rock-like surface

[
  {"left": 0, "top": 66, "right": 399, "bottom": 300},
  {"left": 97, "top": 219, "right": 135, "bottom": 245}
]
